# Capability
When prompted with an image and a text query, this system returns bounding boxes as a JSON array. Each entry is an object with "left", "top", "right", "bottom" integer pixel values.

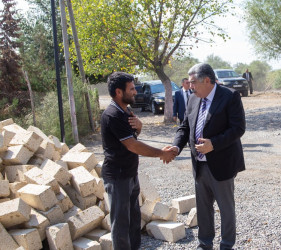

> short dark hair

[
  {"left": 107, "top": 72, "right": 134, "bottom": 97},
  {"left": 188, "top": 63, "right": 216, "bottom": 84},
  {"left": 181, "top": 78, "right": 189, "bottom": 83}
]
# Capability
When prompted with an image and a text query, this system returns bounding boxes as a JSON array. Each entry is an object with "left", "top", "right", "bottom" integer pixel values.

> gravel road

[{"left": 85, "top": 91, "right": 281, "bottom": 249}]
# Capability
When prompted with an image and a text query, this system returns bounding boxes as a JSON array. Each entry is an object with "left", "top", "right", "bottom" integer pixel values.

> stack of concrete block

[{"left": 0, "top": 118, "right": 193, "bottom": 247}]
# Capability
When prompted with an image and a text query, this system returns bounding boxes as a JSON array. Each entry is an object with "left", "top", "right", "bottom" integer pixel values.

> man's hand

[
  {"left": 129, "top": 111, "right": 142, "bottom": 135},
  {"left": 161, "top": 146, "right": 179, "bottom": 164},
  {"left": 195, "top": 138, "right": 214, "bottom": 155}
]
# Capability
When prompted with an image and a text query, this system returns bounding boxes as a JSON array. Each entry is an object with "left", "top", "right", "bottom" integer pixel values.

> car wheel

[
  {"left": 242, "top": 90, "right": 248, "bottom": 97},
  {"left": 151, "top": 102, "right": 158, "bottom": 114}
]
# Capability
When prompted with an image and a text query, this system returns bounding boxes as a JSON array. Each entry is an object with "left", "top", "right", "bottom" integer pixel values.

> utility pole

[
  {"left": 50, "top": 0, "right": 65, "bottom": 142},
  {"left": 59, "top": 0, "right": 79, "bottom": 143},
  {"left": 66, "top": 0, "right": 95, "bottom": 132}
]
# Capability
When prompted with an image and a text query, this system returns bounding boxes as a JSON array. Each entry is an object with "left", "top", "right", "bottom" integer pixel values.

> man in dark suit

[
  {"left": 168, "top": 63, "right": 246, "bottom": 250},
  {"left": 242, "top": 69, "right": 254, "bottom": 94},
  {"left": 173, "top": 78, "right": 193, "bottom": 124}
]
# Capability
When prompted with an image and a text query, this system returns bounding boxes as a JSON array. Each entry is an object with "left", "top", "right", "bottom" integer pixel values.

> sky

[{"left": 4, "top": 0, "right": 280, "bottom": 70}]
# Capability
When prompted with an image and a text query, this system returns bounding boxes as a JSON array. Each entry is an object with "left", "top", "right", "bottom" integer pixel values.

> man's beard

[{"left": 122, "top": 93, "right": 135, "bottom": 105}]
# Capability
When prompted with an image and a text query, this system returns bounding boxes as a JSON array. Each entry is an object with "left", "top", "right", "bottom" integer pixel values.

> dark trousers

[
  {"left": 104, "top": 175, "right": 141, "bottom": 250},
  {"left": 249, "top": 81, "right": 253, "bottom": 94},
  {"left": 195, "top": 162, "right": 236, "bottom": 250}
]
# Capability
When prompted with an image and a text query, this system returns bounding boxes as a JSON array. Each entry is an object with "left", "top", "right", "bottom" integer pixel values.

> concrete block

[
  {"left": 85, "top": 228, "right": 108, "bottom": 242},
  {"left": 146, "top": 220, "right": 186, "bottom": 243},
  {"left": 9, "top": 181, "right": 27, "bottom": 199},
  {"left": 0, "top": 222, "right": 19, "bottom": 249},
  {"left": 61, "top": 152, "right": 98, "bottom": 171},
  {"left": 67, "top": 205, "right": 104, "bottom": 240},
  {"left": 3, "top": 123, "right": 26, "bottom": 135},
  {"left": 48, "top": 135, "right": 62, "bottom": 152},
  {"left": 27, "top": 125, "right": 48, "bottom": 140},
  {"left": 0, "top": 118, "right": 14, "bottom": 131},
  {"left": 9, "top": 228, "right": 42, "bottom": 250},
  {"left": 64, "top": 205, "right": 82, "bottom": 222},
  {"left": 0, "top": 198, "right": 10, "bottom": 203},
  {"left": 4, "top": 164, "right": 35, "bottom": 182},
  {"left": 52, "top": 150, "right": 61, "bottom": 161},
  {"left": 0, "top": 180, "right": 10, "bottom": 197},
  {"left": 73, "top": 237, "right": 101, "bottom": 250},
  {"left": 1, "top": 130, "right": 15, "bottom": 148},
  {"left": 101, "top": 214, "right": 111, "bottom": 231},
  {"left": 40, "top": 159, "right": 72, "bottom": 186},
  {"left": 27, "top": 154, "right": 44, "bottom": 166},
  {"left": 97, "top": 200, "right": 106, "bottom": 214},
  {"left": 69, "top": 166, "right": 96, "bottom": 197},
  {"left": 22, "top": 208, "right": 50, "bottom": 241},
  {"left": 186, "top": 207, "right": 197, "bottom": 228},
  {"left": 99, "top": 233, "right": 112, "bottom": 250},
  {"left": 140, "top": 199, "right": 156, "bottom": 222},
  {"left": 46, "top": 223, "right": 73, "bottom": 250},
  {"left": 17, "top": 184, "right": 58, "bottom": 211},
  {"left": 171, "top": 195, "right": 196, "bottom": 214},
  {"left": 103, "top": 192, "right": 110, "bottom": 214},
  {"left": 152, "top": 202, "right": 177, "bottom": 222},
  {"left": 0, "top": 133, "right": 6, "bottom": 152},
  {"left": 61, "top": 142, "right": 69, "bottom": 155},
  {"left": 141, "top": 219, "right": 146, "bottom": 230},
  {"left": 139, "top": 194, "right": 143, "bottom": 206},
  {"left": 138, "top": 172, "right": 161, "bottom": 203},
  {"left": 0, "top": 198, "right": 31, "bottom": 228},
  {"left": 40, "top": 204, "right": 64, "bottom": 225},
  {"left": 94, "top": 161, "right": 103, "bottom": 177},
  {"left": 63, "top": 184, "right": 97, "bottom": 210},
  {"left": 90, "top": 169, "right": 99, "bottom": 178},
  {"left": 35, "top": 139, "right": 55, "bottom": 160},
  {"left": 2, "top": 145, "right": 33, "bottom": 165},
  {"left": 92, "top": 177, "right": 104, "bottom": 200},
  {"left": 69, "top": 143, "right": 88, "bottom": 153},
  {"left": 56, "top": 187, "right": 74, "bottom": 213},
  {"left": 9, "top": 130, "right": 43, "bottom": 152},
  {"left": 24, "top": 166, "right": 60, "bottom": 194}
]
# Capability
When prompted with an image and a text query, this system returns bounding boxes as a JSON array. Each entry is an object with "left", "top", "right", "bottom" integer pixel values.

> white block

[
  {"left": 27, "top": 125, "right": 48, "bottom": 140},
  {"left": 0, "top": 198, "right": 31, "bottom": 228},
  {"left": 22, "top": 208, "right": 50, "bottom": 241},
  {"left": 40, "top": 159, "right": 71, "bottom": 186},
  {"left": 140, "top": 199, "right": 156, "bottom": 222},
  {"left": 0, "top": 222, "right": 19, "bottom": 249},
  {"left": 146, "top": 220, "right": 186, "bottom": 243},
  {"left": 69, "top": 166, "right": 96, "bottom": 197},
  {"left": 2, "top": 145, "right": 33, "bottom": 165},
  {"left": 186, "top": 207, "right": 197, "bottom": 228},
  {"left": 48, "top": 135, "right": 62, "bottom": 152},
  {"left": 99, "top": 233, "right": 112, "bottom": 250},
  {"left": 39, "top": 204, "right": 64, "bottom": 225},
  {"left": 35, "top": 139, "right": 55, "bottom": 159},
  {"left": 9, "top": 228, "right": 42, "bottom": 250},
  {"left": 171, "top": 195, "right": 196, "bottom": 214},
  {"left": 9, "top": 181, "right": 27, "bottom": 199},
  {"left": 67, "top": 205, "right": 105, "bottom": 240},
  {"left": 94, "top": 161, "right": 103, "bottom": 177},
  {"left": 73, "top": 237, "right": 101, "bottom": 250},
  {"left": 0, "top": 180, "right": 10, "bottom": 197},
  {"left": 0, "top": 118, "right": 14, "bottom": 131},
  {"left": 18, "top": 184, "right": 58, "bottom": 211},
  {"left": 56, "top": 187, "right": 74, "bottom": 213},
  {"left": 101, "top": 214, "right": 111, "bottom": 231},
  {"left": 46, "top": 223, "right": 74, "bottom": 250},
  {"left": 4, "top": 164, "right": 35, "bottom": 182},
  {"left": 64, "top": 205, "right": 82, "bottom": 222},
  {"left": 85, "top": 228, "right": 108, "bottom": 242},
  {"left": 152, "top": 202, "right": 177, "bottom": 222},
  {"left": 24, "top": 166, "right": 60, "bottom": 194},
  {"left": 68, "top": 143, "right": 88, "bottom": 153},
  {"left": 138, "top": 172, "right": 161, "bottom": 202}
]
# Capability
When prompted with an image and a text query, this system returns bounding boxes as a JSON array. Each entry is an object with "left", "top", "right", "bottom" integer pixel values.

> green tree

[
  {"left": 0, "top": 0, "right": 23, "bottom": 93},
  {"left": 245, "top": 0, "right": 281, "bottom": 60},
  {"left": 234, "top": 62, "right": 249, "bottom": 75},
  {"left": 70, "top": 0, "right": 233, "bottom": 122},
  {"left": 266, "top": 69, "right": 281, "bottom": 90},
  {"left": 249, "top": 60, "right": 271, "bottom": 91},
  {"left": 205, "top": 54, "right": 231, "bottom": 69}
]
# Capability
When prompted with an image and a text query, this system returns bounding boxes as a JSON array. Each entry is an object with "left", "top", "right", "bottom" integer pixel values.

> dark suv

[
  {"left": 214, "top": 69, "right": 249, "bottom": 97},
  {"left": 131, "top": 80, "right": 180, "bottom": 114}
]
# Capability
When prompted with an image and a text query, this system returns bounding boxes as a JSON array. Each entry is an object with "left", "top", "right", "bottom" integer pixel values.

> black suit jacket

[
  {"left": 242, "top": 72, "right": 253, "bottom": 82},
  {"left": 173, "top": 89, "right": 188, "bottom": 121},
  {"left": 173, "top": 84, "right": 246, "bottom": 181}
]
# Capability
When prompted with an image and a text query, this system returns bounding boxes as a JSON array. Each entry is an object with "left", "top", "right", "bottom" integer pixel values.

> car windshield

[
  {"left": 150, "top": 82, "right": 179, "bottom": 94},
  {"left": 216, "top": 70, "right": 240, "bottom": 78}
]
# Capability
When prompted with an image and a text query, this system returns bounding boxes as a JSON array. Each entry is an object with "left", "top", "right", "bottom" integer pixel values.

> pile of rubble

[{"left": 0, "top": 118, "right": 197, "bottom": 249}]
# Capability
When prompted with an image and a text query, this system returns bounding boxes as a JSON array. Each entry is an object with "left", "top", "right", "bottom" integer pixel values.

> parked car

[
  {"left": 131, "top": 80, "right": 180, "bottom": 114},
  {"left": 214, "top": 69, "right": 249, "bottom": 97}
]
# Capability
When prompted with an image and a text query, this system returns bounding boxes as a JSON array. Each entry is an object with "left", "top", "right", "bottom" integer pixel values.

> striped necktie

[{"left": 195, "top": 98, "right": 208, "bottom": 159}]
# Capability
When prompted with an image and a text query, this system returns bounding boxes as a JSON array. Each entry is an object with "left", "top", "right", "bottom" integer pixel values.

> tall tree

[
  {"left": 205, "top": 54, "right": 231, "bottom": 69},
  {"left": 245, "top": 0, "right": 281, "bottom": 60},
  {"left": 70, "top": 0, "right": 233, "bottom": 122},
  {"left": 0, "top": 0, "right": 23, "bottom": 93},
  {"left": 248, "top": 60, "right": 271, "bottom": 91}
]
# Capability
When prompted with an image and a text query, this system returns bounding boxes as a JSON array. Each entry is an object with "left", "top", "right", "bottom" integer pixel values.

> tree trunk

[
  {"left": 66, "top": 0, "right": 95, "bottom": 132},
  {"left": 155, "top": 67, "right": 174, "bottom": 123},
  {"left": 59, "top": 0, "right": 79, "bottom": 143},
  {"left": 22, "top": 69, "right": 36, "bottom": 126}
]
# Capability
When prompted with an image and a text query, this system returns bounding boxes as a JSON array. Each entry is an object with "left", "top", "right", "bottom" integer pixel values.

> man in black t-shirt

[{"left": 101, "top": 72, "right": 177, "bottom": 250}]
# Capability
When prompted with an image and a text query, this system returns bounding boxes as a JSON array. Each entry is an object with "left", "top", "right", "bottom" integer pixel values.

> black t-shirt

[{"left": 101, "top": 100, "right": 139, "bottom": 179}]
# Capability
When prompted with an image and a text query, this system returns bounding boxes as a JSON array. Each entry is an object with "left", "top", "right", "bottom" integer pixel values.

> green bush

[{"left": 266, "top": 70, "right": 281, "bottom": 90}]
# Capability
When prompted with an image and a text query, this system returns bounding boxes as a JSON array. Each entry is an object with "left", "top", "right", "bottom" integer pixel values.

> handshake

[{"left": 160, "top": 146, "right": 179, "bottom": 164}]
